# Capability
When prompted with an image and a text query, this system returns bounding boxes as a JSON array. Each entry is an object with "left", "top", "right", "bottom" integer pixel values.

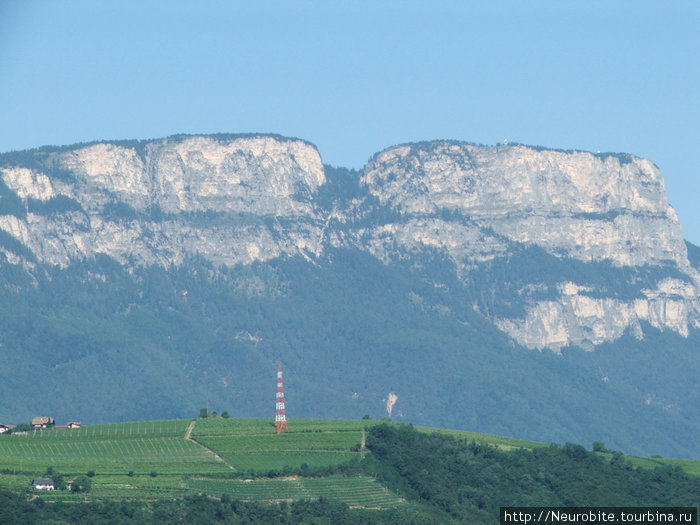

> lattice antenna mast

[{"left": 275, "top": 364, "right": 289, "bottom": 434}]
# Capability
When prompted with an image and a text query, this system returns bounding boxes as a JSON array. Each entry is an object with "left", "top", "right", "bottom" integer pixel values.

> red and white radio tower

[{"left": 275, "top": 364, "right": 289, "bottom": 434}]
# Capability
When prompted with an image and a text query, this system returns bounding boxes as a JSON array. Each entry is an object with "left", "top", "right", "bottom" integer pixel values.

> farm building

[
  {"left": 31, "top": 416, "right": 54, "bottom": 429},
  {"left": 32, "top": 478, "right": 55, "bottom": 490},
  {"left": 57, "top": 421, "right": 82, "bottom": 429},
  {"left": 0, "top": 424, "right": 14, "bottom": 434}
]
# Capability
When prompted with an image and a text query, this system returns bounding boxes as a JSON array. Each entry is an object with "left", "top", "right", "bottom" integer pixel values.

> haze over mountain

[{"left": 0, "top": 134, "right": 698, "bottom": 458}]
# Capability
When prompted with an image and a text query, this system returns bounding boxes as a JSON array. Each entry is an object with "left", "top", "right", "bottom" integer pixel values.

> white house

[{"left": 32, "top": 478, "right": 56, "bottom": 490}]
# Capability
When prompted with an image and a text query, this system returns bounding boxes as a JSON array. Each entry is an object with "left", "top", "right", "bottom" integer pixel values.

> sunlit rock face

[
  {"left": 1, "top": 137, "right": 697, "bottom": 350},
  {"left": 359, "top": 142, "right": 698, "bottom": 351},
  {"left": 362, "top": 142, "right": 687, "bottom": 268},
  {"left": 0, "top": 135, "right": 326, "bottom": 267}
]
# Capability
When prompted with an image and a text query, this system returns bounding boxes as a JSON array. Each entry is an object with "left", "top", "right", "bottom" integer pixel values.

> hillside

[
  {"left": 0, "top": 418, "right": 697, "bottom": 524},
  {"left": 0, "top": 135, "right": 698, "bottom": 458}
]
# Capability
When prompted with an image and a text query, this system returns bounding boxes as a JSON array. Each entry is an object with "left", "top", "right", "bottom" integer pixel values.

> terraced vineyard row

[
  {"left": 185, "top": 475, "right": 403, "bottom": 508},
  {"left": 16, "top": 419, "right": 190, "bottom": 441},
  {"left": 215, "top": 451, "right": 360, "bottom": 472},
  {"left": 0, "top": 434, "right": 229, "bottom": 475},
  {"left": 197, "top": 431, "right": 361, "bottom": 454},
  {"left": 192, "top": 417, "right": 374, "bottom": 437}
]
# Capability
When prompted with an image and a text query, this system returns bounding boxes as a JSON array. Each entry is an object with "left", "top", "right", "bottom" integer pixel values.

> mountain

[{"left": 0, "top": 134, "right": 698, "bottom": 458}]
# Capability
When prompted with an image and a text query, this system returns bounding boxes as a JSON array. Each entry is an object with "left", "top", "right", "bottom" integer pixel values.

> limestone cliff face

[
  {"left": 361, "top": 143, "right": 688, "bottom": 268},
  {"left": 0, "top": 136, "right": 697, "bottom": 351},
  {"left": 493, "top": 279, "right": 699, "bottom": 351},
  {"left": 359, "top": 142, "right": 699, "bottom": 350},
  {"left": 0, "top": 135, "right": 325, "bottom": 267},
  {"left": 59, "top": 136, "right": 324, "bottom": 216}
]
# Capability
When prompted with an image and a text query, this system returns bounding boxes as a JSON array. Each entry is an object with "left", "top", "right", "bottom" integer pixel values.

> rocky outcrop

[
  {"left": 59, "top": 136, "right": 325, "bottom": 216},
  {"left": 494, "top": 279, "right": 700, "bottom": 352},
  {"left": 359, "top": 142, "right": 699, "bottom": 350},
  {"left": 362, "top": 142, "right": 688, "bottom": 268},
  {"left": 1, "top": 136, "right": 698, "bottom": 351},
  {"left": 0, "top": 135, "right": 325, "bottom": 267}
]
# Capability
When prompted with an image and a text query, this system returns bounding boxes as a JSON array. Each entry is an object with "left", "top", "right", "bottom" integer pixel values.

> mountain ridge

[
  {"left": 0, "top": 134, "right": 697, "bottom": 457},
  {"left": 3, "top": 133, "right": 695, "bottom": 350}
]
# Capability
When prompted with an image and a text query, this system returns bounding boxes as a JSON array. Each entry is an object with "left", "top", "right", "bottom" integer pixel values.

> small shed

[{"left": 32, "top": 478, "right": 56, "bottom": 490}]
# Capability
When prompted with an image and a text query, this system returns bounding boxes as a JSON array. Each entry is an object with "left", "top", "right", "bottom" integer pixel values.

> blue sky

[{"left": 1, "top": 1, "right": 698, "bottom": 243}]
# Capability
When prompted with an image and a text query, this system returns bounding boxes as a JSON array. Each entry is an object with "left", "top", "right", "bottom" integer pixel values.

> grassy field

[
  {"left": 617, "top": 455, "right": 700, "bottom": 476},
  {"left": 0, "top": 417, "right": 696, "bottom": 507},
  {"left": 415, "top": 425, "right": 549, "bottom": 451}
]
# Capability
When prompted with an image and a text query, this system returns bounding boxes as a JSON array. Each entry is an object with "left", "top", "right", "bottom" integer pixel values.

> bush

[
  {"left": 71, "top": 476, "right": 91, "bottom": 493},
  {"left": 592, "top": 442, "right": 607, "bottom": 453}
]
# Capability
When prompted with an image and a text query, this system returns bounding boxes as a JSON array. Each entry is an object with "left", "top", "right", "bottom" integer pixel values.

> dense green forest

[
  {"left": 0, "top": 424, "right": 697, "bottom": 524},
  {"left": 364, "top": 424, "right": 699, "bottom": 523}
]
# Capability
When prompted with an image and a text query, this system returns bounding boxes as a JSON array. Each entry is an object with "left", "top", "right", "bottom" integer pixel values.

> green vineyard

[
  {"left": 0, "top": 417, "right": 403, "bottom": 509},
  {"left": 193, "top": 419, "right": 366, "bottom": 472},
  {"left": 185, "top": 476, "right": 403, "bottom": 507},
  {"left": 0, "top": 420, "right": 229, "bottom": 476}
]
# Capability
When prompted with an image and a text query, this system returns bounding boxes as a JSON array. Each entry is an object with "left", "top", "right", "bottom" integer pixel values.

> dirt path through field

[
  {"left": 184, "top": 420, "right": 195, "bottom": 440},
  {"left": 184, "top": 420, "right": 236, "bottom": 471}
]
